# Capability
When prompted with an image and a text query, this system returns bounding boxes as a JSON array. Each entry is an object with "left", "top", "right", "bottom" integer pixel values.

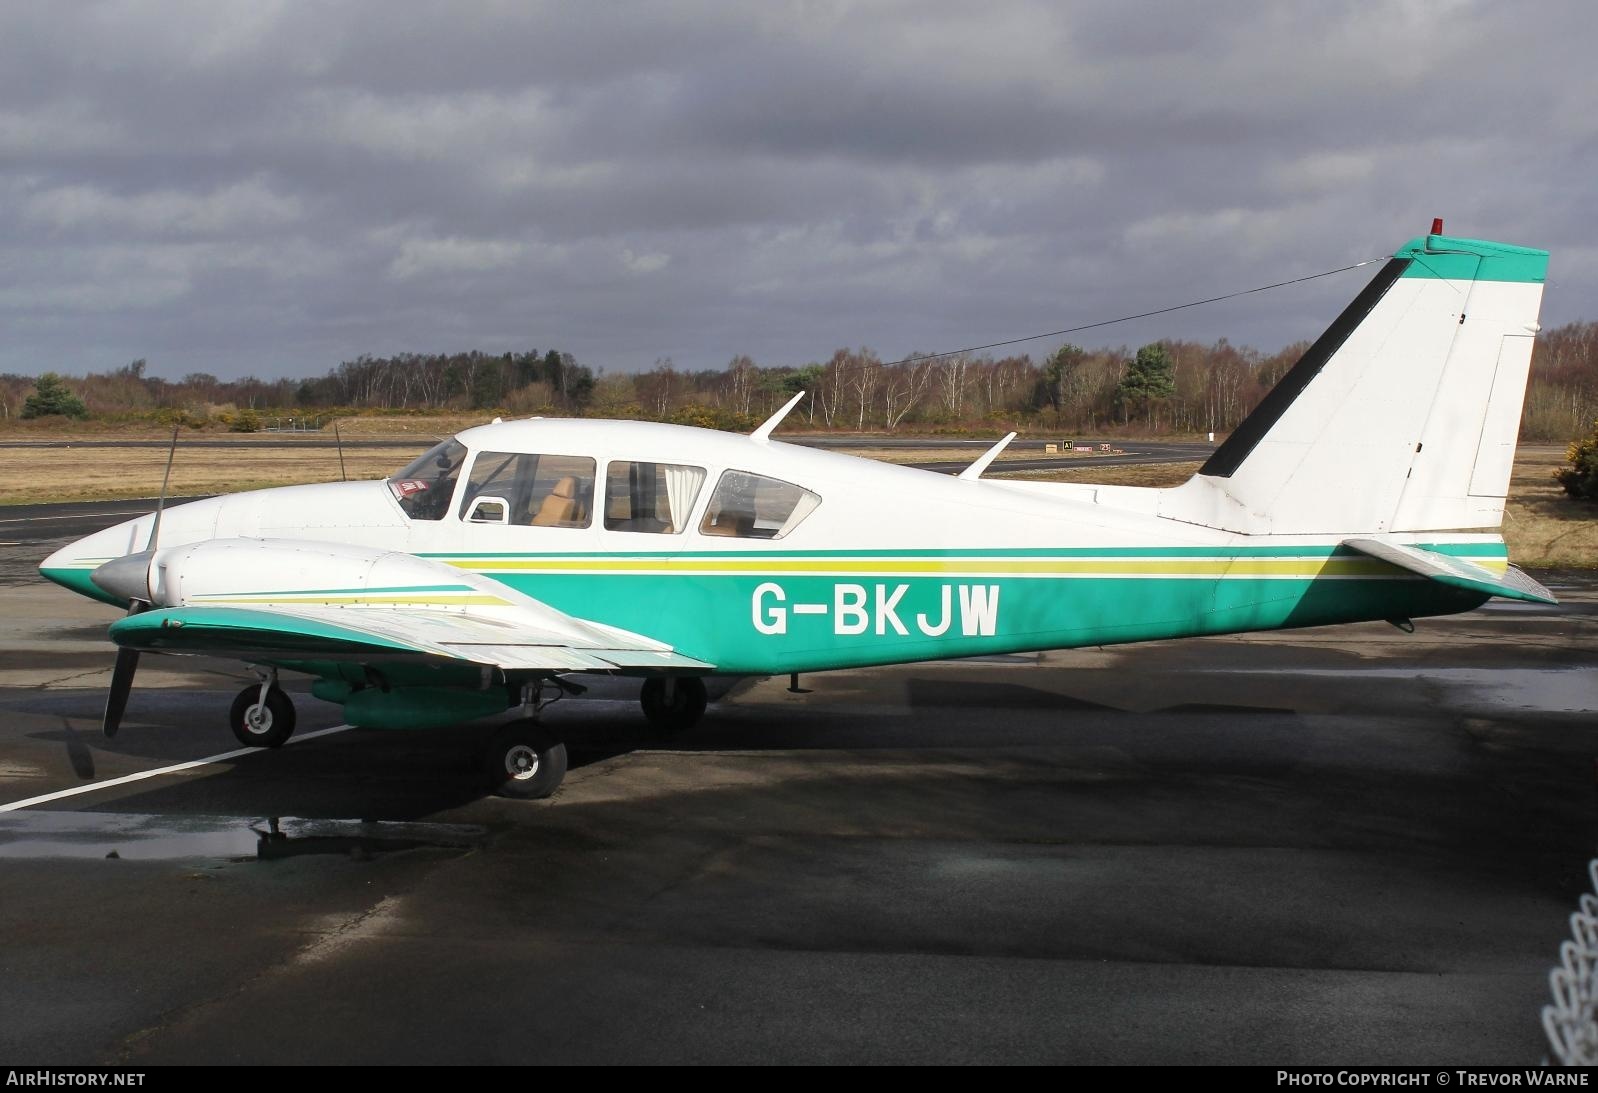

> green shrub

[
  {"left": 21, "top": 373, "right": 88, "bottom": 419},
  {"left": 1557, "top": 421, "right": 1598, "bottom": 500}
]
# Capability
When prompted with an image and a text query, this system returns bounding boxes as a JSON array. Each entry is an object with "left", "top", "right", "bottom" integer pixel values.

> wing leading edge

[{"left": 110, "top": 605, "right": 715, "bottom": 672}]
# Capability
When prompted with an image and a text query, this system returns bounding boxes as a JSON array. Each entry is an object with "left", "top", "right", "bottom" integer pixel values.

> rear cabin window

[
  {"left": 457, "top": 451, "right": 595, "bottom": 528},
  {"left": 389, "top": 439, "right": 468, "bottom": 521},
  {"left": 699, "top": 470, "right": 820, "bottom": 539},
  {"left": 604, "top": 461, "right": 707, "bottom": 534}
]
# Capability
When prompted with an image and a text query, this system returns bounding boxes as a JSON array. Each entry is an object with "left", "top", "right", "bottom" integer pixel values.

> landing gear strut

[
  {"left": 482, "top": 680, "right": 571, "bottom": 799},
  {"left": 229, "top": 676, "right": 296, "bottom": 748},
  {"left": 640, "top": 676, "right": 707, "bottom": 734}
]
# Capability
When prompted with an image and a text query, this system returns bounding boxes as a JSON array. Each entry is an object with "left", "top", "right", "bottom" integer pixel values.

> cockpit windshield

[{"left": 388, "top": 438, "right": 468, "bottom": 521}]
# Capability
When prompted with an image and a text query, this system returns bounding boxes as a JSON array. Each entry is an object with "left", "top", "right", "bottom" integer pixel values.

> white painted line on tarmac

[
  {"left": 0, "top": 724, "right": 355, "bottom": 812},
  {"left": 0, "top": 511, "right": 149, "bottom": 525}
]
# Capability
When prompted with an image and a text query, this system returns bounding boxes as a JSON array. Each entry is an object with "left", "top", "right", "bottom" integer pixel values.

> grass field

[
  {"left": 990, "top": 444, "right": 1596, "bottom": 569},
  {"left": 2, "top": 438, "right": 420, "bottom": 505},
  {"left": 3, "top": 427, "right": 1591, "bottom": 567},
  {"left": 0, "top": 430, "right": 1108, "bottom": 505}
]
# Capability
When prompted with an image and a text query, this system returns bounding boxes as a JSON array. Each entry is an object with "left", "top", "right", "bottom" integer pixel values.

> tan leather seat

[
  {"left": 700, "top": 510, "right": 755, "bottom": 537},
  {"left": 531, "top": 476, "right": 579, "bottom": 526}
]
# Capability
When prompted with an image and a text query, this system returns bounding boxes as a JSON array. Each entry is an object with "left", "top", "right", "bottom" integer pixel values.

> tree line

[{"left": 5, "top": 322, "right": 1596, "bottom": 441}]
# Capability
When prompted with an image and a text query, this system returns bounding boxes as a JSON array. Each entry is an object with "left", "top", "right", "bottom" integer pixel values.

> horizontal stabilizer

[{"left": 1340, "top": 538, "right": 1556, "bottom": 605}]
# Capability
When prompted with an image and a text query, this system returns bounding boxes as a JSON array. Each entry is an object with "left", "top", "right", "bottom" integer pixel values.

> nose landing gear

[{"left": 229, "top": 675, "right": 297, "bottom": 749}]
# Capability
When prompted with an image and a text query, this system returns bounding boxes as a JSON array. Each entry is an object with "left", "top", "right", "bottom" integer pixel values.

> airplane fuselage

[{"left": 43, "top": 418, "right": 1499, "bottom": 680}]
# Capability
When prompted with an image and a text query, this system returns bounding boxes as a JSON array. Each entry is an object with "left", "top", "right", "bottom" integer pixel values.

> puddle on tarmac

[
  {"left": 0, "top": 811, "right": 486, "bottom": 862},
  {"left": 1199, "top": 667, "right": 1598, "bottom": 714}
]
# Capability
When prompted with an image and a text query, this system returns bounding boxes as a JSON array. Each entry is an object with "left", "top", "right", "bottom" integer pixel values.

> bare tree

[
  {"left": 724, "top": 354, "right": 758, "bottom": 416},
  {"left": 882, "top": 357, "right": 935, "bottom": 430},
  {"left": 936, "top": 354, "right": 969, "bottom": 420}
]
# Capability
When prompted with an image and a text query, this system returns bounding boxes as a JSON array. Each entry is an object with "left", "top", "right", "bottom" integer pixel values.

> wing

[
  {"left": 110, "top": 605, "right": 713, "bottom": 672},
  {"left": 103, "top": 537, "right": 715, "bottom": 674}
]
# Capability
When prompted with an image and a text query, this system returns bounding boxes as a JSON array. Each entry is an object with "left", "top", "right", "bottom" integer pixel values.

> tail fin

[{"left": 1160, "top": 230, "right": 1547, "bottom": 535}]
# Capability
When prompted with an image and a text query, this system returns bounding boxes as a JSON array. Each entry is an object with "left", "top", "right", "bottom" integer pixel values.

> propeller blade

[
  {"left": 95, "top": 425, "right": 172, "bottom": 742},
  {"left": 103, "top": 646, "right": 140, "bottom": 738}
]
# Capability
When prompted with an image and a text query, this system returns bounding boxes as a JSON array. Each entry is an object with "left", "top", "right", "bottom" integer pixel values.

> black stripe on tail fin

[{"left": 1200, "top": 257, "right": 1410, "bottom": 478}]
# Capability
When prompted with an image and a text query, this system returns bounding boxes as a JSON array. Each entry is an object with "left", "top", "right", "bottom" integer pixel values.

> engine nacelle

[{"left": 147, "top": 538, "right": 458, "bottom": 608}]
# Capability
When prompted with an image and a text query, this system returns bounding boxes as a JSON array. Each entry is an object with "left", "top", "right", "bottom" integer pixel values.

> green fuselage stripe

[
  {"left": 68, "top": 542, "right": 1510, "bottom": 680},
  {"left": 409, "top": 543, "right": 1503, "bottom": 675}
]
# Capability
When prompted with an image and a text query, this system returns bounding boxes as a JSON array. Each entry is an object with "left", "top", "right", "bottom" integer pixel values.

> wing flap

[
  {"left": 437, "top": 643, "right": 713, "bottom": 671},
  {"left": 1340, "top": 537, "right": 1557, "bottom": 605}
]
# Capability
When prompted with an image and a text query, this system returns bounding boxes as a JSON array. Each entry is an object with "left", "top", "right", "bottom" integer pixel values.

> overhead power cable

[{"left": 870, "top": 256, "right": 1392, "bottom": 369}]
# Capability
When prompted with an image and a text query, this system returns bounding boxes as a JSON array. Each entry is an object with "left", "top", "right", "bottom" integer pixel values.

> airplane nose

[{"left": 91, "top": 551, "right": 155, "bottom": 604}]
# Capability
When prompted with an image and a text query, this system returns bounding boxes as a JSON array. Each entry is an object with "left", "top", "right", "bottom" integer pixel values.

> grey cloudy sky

[{"left": 2, "top": 0, "right": 1593, "bottom": 381}]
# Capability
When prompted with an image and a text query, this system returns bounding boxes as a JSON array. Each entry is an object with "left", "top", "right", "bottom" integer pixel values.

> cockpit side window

[
  {"left": 699, "top": 470, "right": 820, "bottom": 539},
  {"left": 604, "top": 461, "right": 706, "bottom": 534},
  {"left": 458, "top": 451, "right": 533, "bottom": 523},
  {"left": 389, "top": 439, "right": 467, "bottom": 521},
  {"left": 456, "top": 450, "right": 595, "bottom": 528},
  {"left": 524, "top": 455, "right": 594, "bottom": 528}
]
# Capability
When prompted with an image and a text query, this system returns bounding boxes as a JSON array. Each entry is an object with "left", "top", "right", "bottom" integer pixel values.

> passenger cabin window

[
  {"left": 457, "top": 451, "right": 594, "bottom": 528},
  {"left": 699, "top": 470, "right": 820, "bottom": 539},
  {"left": 604, "top": 461, "right": 706, "bottom": 534},
  {"left": 389, "top": 439, "right": 467, "bottom": 521}
]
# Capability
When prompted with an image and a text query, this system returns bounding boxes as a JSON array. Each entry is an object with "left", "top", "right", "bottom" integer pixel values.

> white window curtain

[{"left": 662, "top": 464, "right": 706, "bottom": 531}]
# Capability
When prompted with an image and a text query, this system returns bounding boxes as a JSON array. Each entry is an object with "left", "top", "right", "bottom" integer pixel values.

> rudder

[{"left": 1158, "top": 229, "right": 1547, "bottom": 535}]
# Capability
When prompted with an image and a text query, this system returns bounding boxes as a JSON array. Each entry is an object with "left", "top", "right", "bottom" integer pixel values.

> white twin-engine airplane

[{"left": 41, "top": 226, "right": 1554, "bottom": 800}]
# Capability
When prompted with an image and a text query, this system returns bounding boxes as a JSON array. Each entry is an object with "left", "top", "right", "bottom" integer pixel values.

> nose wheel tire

[
  {"left": 640, "top": 676, "right": 707, "bottom": 734},
  {"left": 486, "top": 720, "right": 568, "bottom": 799},
  {"left": 229, "top": 685, "right": 297, "bottom": 749}
]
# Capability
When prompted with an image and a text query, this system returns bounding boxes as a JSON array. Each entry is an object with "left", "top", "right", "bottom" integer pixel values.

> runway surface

[{"left": 0, "top": 525, "right": 1594, "bottom": 1063}]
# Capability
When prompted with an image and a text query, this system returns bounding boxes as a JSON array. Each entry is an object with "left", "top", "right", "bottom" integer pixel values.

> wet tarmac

[
  {"left": 1, "top": 528, "right": 1595, "bottom": 1064},
  {"left": 0, "top": 811, "right": 486, "bottom": 861}
]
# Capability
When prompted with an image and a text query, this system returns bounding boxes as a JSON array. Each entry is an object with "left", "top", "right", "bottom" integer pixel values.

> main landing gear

[
  {"left": 229, "top": 674, "right": 297, "bottom": 749},
  {"left": 222, "top": 671, "right": 709, "bottom": 800},
  {"left": 484, "top": 679, "right": 574, "bottom": 799},
  {"left": 484, "top": 720, "right": 569, "bottom": 800}
]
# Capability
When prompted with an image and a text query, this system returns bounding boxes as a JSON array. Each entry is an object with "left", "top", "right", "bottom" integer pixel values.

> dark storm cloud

[{"left": 0, "top": 0, "right": 1593, "bottom": 380}]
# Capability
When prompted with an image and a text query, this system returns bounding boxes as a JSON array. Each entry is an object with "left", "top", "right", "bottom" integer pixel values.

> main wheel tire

[
  {"left": 487, "top": 720, "right": 568, "bottom": 799},
  {"left": 229, "top": 684, "right": 297, "bottom": 748},
  {"left": 640, "top": 676, "right": 708, "bottom": 734}
]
